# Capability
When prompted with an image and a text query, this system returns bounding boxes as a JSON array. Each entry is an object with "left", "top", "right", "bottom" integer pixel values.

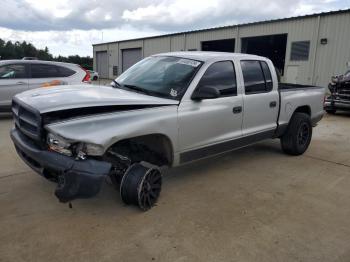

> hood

[{"left": 15, "top": 84, "right": 179, "bottom": 113}]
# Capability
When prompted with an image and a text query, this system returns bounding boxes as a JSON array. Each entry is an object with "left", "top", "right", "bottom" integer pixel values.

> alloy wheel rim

[
  {"left": 297, "top": 123, "right": 310, "bottom": 146},
  {"left": 138, "top": 169, "right": 162, "bottom": 210}
]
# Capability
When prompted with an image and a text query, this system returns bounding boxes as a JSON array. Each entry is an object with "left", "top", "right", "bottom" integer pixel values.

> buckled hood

[{"left": 15, "top": 84, "right": 178, "bottom": 113}]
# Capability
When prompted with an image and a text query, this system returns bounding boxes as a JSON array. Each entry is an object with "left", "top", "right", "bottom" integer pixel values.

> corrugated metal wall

[
  {"left": 313, "top": 12, "right": 350, "bottom": 87},
  {"left": 93, "top": 11, "right": 350, "bottom": 87},
  {"left": 144, "top": 37, "right": 171, "bottom": 57}
]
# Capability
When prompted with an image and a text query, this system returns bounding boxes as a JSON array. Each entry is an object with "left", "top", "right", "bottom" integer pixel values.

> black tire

[
  {"left": 93, "top": 76, "right": 98, "bottom": 81},
  {"left": 120, "top": 163, "right": 162, "bottom": 211},
  {"left": 280, "top": 112, "right": 312, "bottom": 155},
  {"left": 326, "top": 109, "right": 336, "bottom": 114}
]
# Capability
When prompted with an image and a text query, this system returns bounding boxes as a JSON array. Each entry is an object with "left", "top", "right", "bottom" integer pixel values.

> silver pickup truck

[{"left": 10, "top": 52, "right": 325, "bottom": 210}]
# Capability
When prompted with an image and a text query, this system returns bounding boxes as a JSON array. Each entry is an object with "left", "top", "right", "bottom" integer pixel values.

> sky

[{"left": 1, "top": 0, "right": 349, "bottom": 57}]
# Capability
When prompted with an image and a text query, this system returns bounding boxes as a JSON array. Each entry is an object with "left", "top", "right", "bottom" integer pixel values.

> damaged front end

[
  {"left": 10, "top": 128, "right": 111, "bottom": 203},
  {"left": 325, "top": 71, "right": 350, "bottom": 112}
]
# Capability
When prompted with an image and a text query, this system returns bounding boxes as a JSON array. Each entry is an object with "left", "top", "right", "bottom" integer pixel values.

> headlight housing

[
  {"left": 47, "top": 133, "right": 72, "bottom": 156},
  {"left": 47, "top": 133, "right": 105, "bottom": 158},
  {"left": 84, "top": 143, "right": 105, "bottom": 155}
]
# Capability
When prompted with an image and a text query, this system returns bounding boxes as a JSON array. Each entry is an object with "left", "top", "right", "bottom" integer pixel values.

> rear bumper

[{"left": 10, "top": 128, "right": 111, "bottom": 202}]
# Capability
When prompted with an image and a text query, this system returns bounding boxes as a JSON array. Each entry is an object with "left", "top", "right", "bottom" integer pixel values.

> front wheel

[
  {"left": 120, "top": 163, "right": 162, "bottom": 211},
  {"left": 280, "top": 112, "right": 312, "bottom": 155}
]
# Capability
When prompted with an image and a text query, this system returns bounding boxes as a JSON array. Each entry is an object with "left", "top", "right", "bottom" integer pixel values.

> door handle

[
  {"left": 232, "top": 106, "right": 242, "bottom": 114},
  {"left": 269, "top": 101, "right": 277, "bottom": 108},
  {"left": 16, "top": 81, "right": 26, "bottom": 85}
]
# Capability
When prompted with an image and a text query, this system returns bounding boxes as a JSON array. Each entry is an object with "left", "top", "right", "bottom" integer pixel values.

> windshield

[{"left": 113, "top": 56, "right": 202, "bottom": 100}]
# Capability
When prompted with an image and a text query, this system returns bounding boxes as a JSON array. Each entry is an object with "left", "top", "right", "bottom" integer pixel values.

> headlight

[
  {"left": 47, "top": 133, "right": 72, "bottom": 156},
  {"left": 47, "top": 133, "right": 104, "bottom": 158},
  {"left": 78, "top": 143, "right": 105, "bottom": 156}
]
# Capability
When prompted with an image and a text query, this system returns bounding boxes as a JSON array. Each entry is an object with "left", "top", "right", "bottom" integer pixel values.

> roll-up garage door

[
  {"left": 96, "top": 51, "right": 108, "bottom": 79},
  {"left": 122, "top": 48, "right": 142, "bottom": 72}
]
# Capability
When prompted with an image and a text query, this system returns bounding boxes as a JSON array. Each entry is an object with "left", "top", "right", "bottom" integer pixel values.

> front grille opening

[
  {"left": 12, "top": 98, "right": 42, "bottom": 141},
  {"left": 19, "top": 119, "right": 38, "bottom": 134}
]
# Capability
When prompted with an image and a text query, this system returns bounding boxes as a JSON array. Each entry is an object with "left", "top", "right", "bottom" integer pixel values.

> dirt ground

[{"left": 0, "top": 113, "right": 350, "bottom": 262}]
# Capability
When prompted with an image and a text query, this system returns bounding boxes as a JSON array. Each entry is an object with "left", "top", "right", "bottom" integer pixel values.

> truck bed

[{"left": 278, "top": 83, "right": 325, "bottom": 128}]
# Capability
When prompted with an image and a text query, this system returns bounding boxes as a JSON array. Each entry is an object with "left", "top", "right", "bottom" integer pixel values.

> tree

[{"left": 0, "top": 38, "right": 92, "bottom": 69}]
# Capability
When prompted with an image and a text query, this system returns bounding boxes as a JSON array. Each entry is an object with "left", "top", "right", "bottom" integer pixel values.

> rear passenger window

[
  {"left": 260, "top": 61, "right": 273, "bottom": 91},
  {"left": 58, "top": 66, "right": 75, "bottom": 77},
  {"left": 241, "top": 60, "right": 273, "bottom": 94},
  {"left": 197, "top": 61, "right": 237, "bottom": 97},
  {"left": 31, "top": 64, "right": 75, "bottom": 78}
]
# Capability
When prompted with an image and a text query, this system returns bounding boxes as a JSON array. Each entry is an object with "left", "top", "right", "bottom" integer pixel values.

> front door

[
  {"left": 178, "top": 60, "right": 243, "bottom": 162},
  {"left": 0, "top": 63, "right": 29, "bottom": 110}
]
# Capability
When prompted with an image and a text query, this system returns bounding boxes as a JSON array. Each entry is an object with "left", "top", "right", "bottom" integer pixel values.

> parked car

[
  {"left": 0, "top": 60, "right": 90, "bottom": 112},
  {"left": 324, "top": 69, "right": 350, "bottom": 114},
  {"left": 22, "top": 57, "right": 38, "bottom": 60},
  {"left": 88, "top": 70, "right": 99, "bottom": 80},
  {"left": 10, "top": 52, "right": 325, "bottom": 210}
]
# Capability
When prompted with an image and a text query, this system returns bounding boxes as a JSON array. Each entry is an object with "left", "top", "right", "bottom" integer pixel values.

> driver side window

[{"left": 197, "top": 61, "right": 237, "bottom": 97}]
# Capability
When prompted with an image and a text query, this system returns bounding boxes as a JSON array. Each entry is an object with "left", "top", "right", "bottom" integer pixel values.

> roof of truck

[{"left": 153, "top": 51, "right": 266, "bottom": 62}]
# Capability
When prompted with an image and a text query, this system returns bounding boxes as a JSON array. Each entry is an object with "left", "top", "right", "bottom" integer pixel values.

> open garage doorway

[
  {"left": 241, "top": 34, "right": 287, "bottom": 75},
  {"left": 201, "top": 39, "right": 235, "bottom": 52}
]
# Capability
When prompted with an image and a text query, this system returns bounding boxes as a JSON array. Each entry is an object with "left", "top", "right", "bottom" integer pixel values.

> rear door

[
  {"left": 0, "top": 63, "right": 29, "bottom": 110},
  {"left": 28, "top": 63, "right": 76, "bottom": 89},
  {"left": 178, "top": 60, "right": 243, "bottom": 161},
  {"left": 240, "top": 60, "right": 279, "bottom": 136}
]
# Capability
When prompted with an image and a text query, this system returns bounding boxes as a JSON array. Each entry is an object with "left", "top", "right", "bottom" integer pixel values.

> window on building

[
  {"left": 241, "top": 60, "right": 273, "bottom": 94},
  {"left": 290, "top": 41, "right": 310, "bottom": 61},
  {"left": 197, "top": 61, "right": 237, "bottom": 97},
  {"left": 0, "top": 64, "right": 27, "bottom": 79}
]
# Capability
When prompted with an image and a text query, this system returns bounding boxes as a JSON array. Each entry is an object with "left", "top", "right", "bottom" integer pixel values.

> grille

[
  {"left": 12, "top": 98, "right": 42, "bottom": 141},
  {"left": 337, "top": 89, "right": 350, "bottom": 100}
]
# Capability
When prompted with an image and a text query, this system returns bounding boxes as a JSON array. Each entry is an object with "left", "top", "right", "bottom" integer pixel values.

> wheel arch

[
  {"left": 293, "top": 105, "right": 311, "bottom": 116},
  {"left": 105, "top": 133, "right": 174, "bottom": 167}
]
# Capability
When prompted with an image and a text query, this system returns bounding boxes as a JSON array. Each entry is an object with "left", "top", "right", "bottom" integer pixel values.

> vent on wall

[
  {"left": 290, "top": 41, "right": 310, "bottom": 61},
  {"left": 113, "top": 66, "right": 118, "bottom": 76}
]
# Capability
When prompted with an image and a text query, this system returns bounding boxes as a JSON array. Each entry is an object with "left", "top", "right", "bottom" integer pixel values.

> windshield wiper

[
  {"left": 111, "top": 80, "right": 122, "bottom": 88},
  {"left": 123, "top": 84, "right": 152, "bottom": 95},
  {"left": 121, "top": 84, "right": 174, "bottom": 100}
]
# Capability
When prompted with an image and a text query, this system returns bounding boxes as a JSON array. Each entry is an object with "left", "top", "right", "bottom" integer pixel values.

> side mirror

[{"left": 191, "top": 86, "right": 220, "bottom": 101}]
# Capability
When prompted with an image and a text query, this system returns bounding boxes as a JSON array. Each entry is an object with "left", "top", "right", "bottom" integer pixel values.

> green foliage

[{"left": 0, "top": 38, "right": 92, "bottom": 69}]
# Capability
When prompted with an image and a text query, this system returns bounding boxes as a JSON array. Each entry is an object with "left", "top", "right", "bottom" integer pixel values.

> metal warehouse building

[{"left": 93, "top": 9, "right": 350, "bottom": 88}]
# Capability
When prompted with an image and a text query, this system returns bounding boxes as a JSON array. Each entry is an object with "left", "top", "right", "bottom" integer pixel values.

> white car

[
  {"left": 0, "top": 60, "right": 91, "bottom": 112},
  {"left": 88, "top": 70, "right": 99, "bottom": 81}
]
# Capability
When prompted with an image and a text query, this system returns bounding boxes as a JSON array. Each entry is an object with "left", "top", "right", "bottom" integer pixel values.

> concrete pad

[{"left": 0, "top": 113, "right": 349, "bottom": 262}]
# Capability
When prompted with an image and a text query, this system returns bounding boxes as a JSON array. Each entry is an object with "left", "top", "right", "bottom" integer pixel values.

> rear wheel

[
  {"left": 120, "top": 163, "right": 162, "bottom": 211},
  {"left": 93, "top": 76, "right": 98, "bottom": 81},
  {"left": 280, "top": 112, "right": 312, "bottom": 155}
]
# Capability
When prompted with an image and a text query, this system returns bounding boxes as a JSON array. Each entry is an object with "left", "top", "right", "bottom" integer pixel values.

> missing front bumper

[{"left": 10, "top": 128, "right": 111, "bottom": 203}]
